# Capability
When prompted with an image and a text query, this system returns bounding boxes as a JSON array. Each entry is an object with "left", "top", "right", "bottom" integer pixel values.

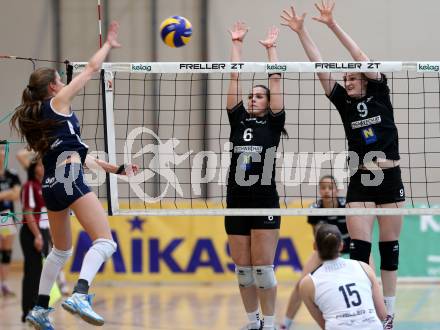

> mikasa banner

[
  {"left": 65, "top": 201, "right": 312, "bottom": 282},
  {"left": 65, "top": 202, "right": 440, "bottom": 281}
]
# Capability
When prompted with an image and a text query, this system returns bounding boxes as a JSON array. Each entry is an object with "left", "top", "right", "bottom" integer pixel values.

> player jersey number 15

[{"left": 338, "top": 283, "right": 362, "bottom": 308}]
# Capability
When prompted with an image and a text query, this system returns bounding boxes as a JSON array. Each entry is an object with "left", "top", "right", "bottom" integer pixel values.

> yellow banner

[{"left": 66, "top": 202, "right": 314, "bottom": 282}]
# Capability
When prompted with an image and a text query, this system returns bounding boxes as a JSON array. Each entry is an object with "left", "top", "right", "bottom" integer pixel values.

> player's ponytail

[
  {"left": 315, "top": 224, "right": 342, "bottom": 261},
  {"left": 11, "top": 68, "right": 59, "bottom": 156}
]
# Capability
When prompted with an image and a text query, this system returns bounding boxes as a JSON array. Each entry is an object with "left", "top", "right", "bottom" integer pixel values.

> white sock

[
  {"left": 283, "top": 316, "right": 293, "bottom": 329},
  {"left": 384, "top": 296, "right": 396, "bottom": 315},
  {"left": 262, "top": 315, "right": 275, "bottom": 329},
  {"left": 38, "top": 248, "right": 71, "bottom": 295},
  {"left": 78, "top": 247, "right": 107, "bottom": 284},
  {"left": 247, "top": 309, "right": 260, "bottom": 328}
]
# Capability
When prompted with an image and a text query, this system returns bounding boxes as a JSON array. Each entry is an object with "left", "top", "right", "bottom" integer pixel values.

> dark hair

[
  {"left": 315, "top": 224, "right": 342, "bottom": 261},
  {"left": 319, "top": 175, "right": 337, "bottom": 186},
  {"left": 252, "top": 84, "right": 288, "bottom": 137},
  {"left": 10, "top": 68, "right": 59, "bottom": 156}
]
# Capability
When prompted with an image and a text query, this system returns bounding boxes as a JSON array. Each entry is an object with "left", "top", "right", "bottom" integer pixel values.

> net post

[{"left": 101, "top": 68, "right": 119, "bottom": 215}]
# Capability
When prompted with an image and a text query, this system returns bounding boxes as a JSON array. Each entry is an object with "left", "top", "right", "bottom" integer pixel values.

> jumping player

[
  {"left": 281, "top": 2, "right": 404, "bottom": 328},
  {"left": 11, "top": 21, "right": 138, "bottom": 329},
  {"left": 226, "top": 22, "right": 285, "bottom": 330}
]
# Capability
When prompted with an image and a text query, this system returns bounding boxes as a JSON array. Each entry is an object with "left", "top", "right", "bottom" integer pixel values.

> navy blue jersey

[
  {"left": 0, "top": 169, "right": 21, "bottom": 213},
  {"left": 40, "top": 98, "right": 89, "bottom": 171},
  {"left": 308, "top": 197, "right": 350, "bottom": 253},
  {"left": 328, "top": 75, "right": 399, "bottom": 164},
  {"left": 227, "top": 101, "right": 285, "bottom": 199}
]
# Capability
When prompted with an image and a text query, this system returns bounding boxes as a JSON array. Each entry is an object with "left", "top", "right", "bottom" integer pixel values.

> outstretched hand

[
  {"left": 259, "top": 26, "right": 279, "bottom": 48},
  {"left": 107, "top": 21, "right": 122, "bottom": 48},
  {"left": 312, "top": 0, "right": 336, "bottom": 26},
  {"left": 280, "top": 5, "right": 307, "bottom": 33},
  {"left": 228, "top": 21, "right": 249, "bottom": 42},
  {"left": 120, "top": 163, "right": 139, "bottom": 176}
]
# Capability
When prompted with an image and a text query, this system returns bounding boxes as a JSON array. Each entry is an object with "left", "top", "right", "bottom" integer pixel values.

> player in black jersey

[
  {"left": 226, "top": 21, "right": 285, "bottom": 330},
  {"left": 11, "top": 21, "right": 138, "bottom": 330},
  {"left": 281, "top": 2, "right": 403, "bottom": 328},
  {"left": 0, "top": 144, "right": 21, "bottom": 297}
]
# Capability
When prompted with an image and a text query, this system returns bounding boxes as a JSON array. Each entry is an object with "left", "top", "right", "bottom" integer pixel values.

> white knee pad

[
  {"left": 91, "top": 238, "right": 117, "bottom": 261},
  {"left": 49, "top": 247, "right": 73, "bottom": 267},
  {"left": 235, "top": 265, "right": 255, "bottom": 288},
  {"left": 253, "top": 265, "right": 277, "bottom": 289}
]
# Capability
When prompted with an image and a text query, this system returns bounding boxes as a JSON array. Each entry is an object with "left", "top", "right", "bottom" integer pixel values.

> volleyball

[{"left": 160, "top": 16, "right": 192, "bottom": 48}]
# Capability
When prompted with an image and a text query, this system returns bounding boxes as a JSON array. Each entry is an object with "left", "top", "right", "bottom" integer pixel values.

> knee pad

[
  {"left": 235, "top": 266, "right": 255, "bottom": 288},
  {"left": 379, "top": 241, "right": 399, "bottom": 271},
  {"left": 91, "top": 238, "right": 117, "bottom": 261},
  {"left": 349, "top": 239, "right": 371, "bottom": 264},
  {"left": 48, "top": 247, "right": 73, "bottom": 267},
  {"left": 253, "top": 265, "right": 277, "bottom": 289},
  {"left": 1, "top": 250, "right": 12, "bottom": 264}
]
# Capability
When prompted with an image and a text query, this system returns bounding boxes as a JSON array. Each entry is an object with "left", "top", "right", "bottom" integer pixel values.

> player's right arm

[
  {"left": 52, "top": 21, "right": 121, "bottom": 114},
  {"left": 281, "top": 4, "right": 335, "bottom": 96},
  {"left": 299, "top": 275, "right": 325, "bottom": 329},
  {"left": 226, "top": 21, "right": 248, "bottom": 110}
]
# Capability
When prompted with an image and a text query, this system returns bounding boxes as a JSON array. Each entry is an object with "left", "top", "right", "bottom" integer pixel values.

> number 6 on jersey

[{"left": 243, "top": 128, "right": 253, "bottom": 141}]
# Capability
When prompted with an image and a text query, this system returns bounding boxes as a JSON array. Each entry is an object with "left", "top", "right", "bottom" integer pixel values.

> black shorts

[
  {"left": 225, "top": 194, "right": 281, "bottom": 235},
  {"left": 346, "top": 166, "right": 405, "bottom": 205},
  {"left": 42, "top": 163, "right": 91, "bottom": 211}
]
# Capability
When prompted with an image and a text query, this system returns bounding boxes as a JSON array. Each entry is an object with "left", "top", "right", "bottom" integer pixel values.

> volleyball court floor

[{"left": 1, "top": 269, "right": 439, "bottom": 330}]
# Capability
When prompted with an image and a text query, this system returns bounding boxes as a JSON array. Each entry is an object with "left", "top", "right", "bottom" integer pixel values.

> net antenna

[
  {"left": 71, "top": 61, "right": 440, "bottom": 216},
  {"left": 97, "top": 0, "right": 103, "bottom": 48}
]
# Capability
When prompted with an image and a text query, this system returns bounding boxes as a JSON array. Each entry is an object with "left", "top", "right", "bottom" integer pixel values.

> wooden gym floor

[{"left": 1, "top": 269, "right": 439, "bottom": 330}]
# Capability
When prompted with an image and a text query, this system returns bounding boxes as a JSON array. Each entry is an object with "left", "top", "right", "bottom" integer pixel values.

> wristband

[{"left": 116, "top": 164, "right": 125, "bottom": 174}]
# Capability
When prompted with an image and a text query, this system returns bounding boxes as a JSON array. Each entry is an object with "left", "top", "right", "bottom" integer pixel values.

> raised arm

[
  {"left": 281, "top": 5, "right": 335, "bottom": 95},
  {"left": 313, "top": 0, "right": 379, "bottom": 80},
  {"left": 226, "top": 21, "right": 248, "bottom": 110},
  {"left": 259, "top": 26, "right": 283, "bottom": 113},
  {"left": 52, "top": 21, "right": 121, "bottom": 114}
]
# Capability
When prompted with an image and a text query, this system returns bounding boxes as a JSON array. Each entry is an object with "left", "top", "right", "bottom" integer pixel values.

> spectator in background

[
  {"left": 16, "top": 149, "right": 69, "bottom": 322},
  {"left": 0, "top": 143, "right": 21, "bottom": 297}
]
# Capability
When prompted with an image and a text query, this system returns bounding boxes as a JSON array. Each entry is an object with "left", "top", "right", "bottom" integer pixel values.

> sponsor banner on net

[
  {"left": 130, "top": 62, "right": 153, "bottom": 73},
  {"left": 303, "top": 61, "right": 403, "bottom": 73},
  {"left": 417, "top": 62, "right": 440, "bottom": 72}
]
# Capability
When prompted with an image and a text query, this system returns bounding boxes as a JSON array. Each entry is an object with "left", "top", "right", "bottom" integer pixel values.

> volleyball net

[{"left": 71, "top": 61, "right": 440, "bottom": 216}]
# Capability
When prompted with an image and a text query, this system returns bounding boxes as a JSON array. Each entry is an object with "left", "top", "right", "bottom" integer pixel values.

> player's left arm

[
  {"left": 313, "top": 0, "right": 380, "bottom": 80},
  {"left": 260, "top": 26, "right": 283, "bottom": 114},
  {"left": 359, "top": 261, "right": 387, "bottom": 321},
  {"left": 299, "top": 275, "right": 325, "bottom": 329}
]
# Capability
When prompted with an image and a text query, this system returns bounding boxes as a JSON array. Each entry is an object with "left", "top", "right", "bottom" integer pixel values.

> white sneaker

[{"left": 61, "top": 293, "right": 104, "bottom": 326}]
